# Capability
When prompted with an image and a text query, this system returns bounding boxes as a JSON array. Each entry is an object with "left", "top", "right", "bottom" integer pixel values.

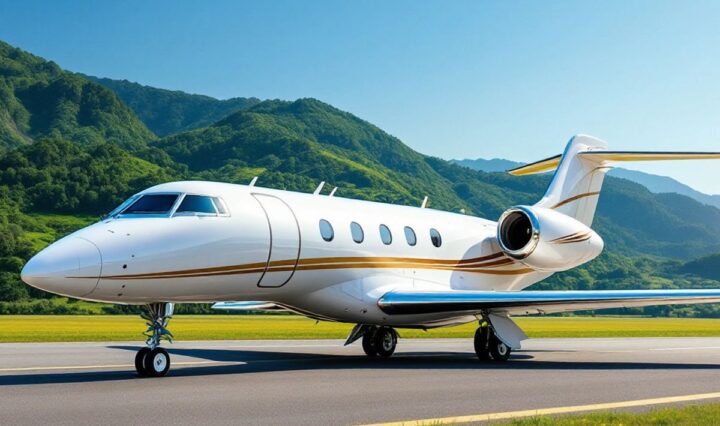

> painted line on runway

[
  {"left": 0, "top": 360, "right": 243, "bottom": 373},
  {"left": 361, "top": 392, "right": 720, "bottom": 426}
]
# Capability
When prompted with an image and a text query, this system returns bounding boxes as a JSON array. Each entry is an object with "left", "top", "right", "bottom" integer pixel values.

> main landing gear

[
  {"left": 345, "top": 325, "right": 398, "bottom": 358},
  {"left": 474, "top": 320, "right": 511, "bottom": 362},
  {"left": 135, "top": 302, "right": 174, "bottom": 377},
  {"left": 361, "top": 326, "right": 398, "bottom": 358}
]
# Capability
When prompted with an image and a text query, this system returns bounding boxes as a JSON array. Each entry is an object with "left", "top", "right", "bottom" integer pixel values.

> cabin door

[{"left": 253, "top": 194, "right": 301, "bottom": 287}]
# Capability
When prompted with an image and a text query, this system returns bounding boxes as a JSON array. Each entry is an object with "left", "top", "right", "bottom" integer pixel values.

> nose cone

[{"left": 21, "top": 237, "right": 101, "bottom": 298}]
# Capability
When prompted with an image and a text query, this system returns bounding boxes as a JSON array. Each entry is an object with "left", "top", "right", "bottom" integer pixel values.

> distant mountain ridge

[
  {"left": 453, "top": 158, "right": 720, "bottom": 209},
  {"left": 85, "top": 75, "right": 261, "bottom": 136}
]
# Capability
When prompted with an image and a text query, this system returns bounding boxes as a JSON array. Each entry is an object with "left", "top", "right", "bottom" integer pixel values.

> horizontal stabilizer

[
  {"left": 508, "top": 150, "right": 720, "bottom": 176},
  {"left": 507, "top": 154, "right": 562, "bottom": 176},
  {"left": 378, "top": 289, "right": 720, "bottom": 316},
  {"left": 212, "top": 301, "right": 281, "bottom": 311}
]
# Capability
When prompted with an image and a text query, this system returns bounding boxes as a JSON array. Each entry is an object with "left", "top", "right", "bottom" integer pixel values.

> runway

[{"left": 2, "top": 337, "right": 720, "bottom": 425}]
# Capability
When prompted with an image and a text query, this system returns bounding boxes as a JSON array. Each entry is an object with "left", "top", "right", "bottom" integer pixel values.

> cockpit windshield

[
  {"left": 121, "top": 194, "right": 179, "bottom": 215},
  {"left": 106, "top": 192, "right": 228, "bottom": 218}
]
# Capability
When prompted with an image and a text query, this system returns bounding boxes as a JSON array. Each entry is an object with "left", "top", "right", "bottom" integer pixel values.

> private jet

[{"left": 20, "top": 135, "right": 720, "bottom": 377}]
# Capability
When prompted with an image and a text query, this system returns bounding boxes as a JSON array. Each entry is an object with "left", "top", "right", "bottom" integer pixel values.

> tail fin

[{"left": 508, "top": 135, "right": 720, "bottom": 226}]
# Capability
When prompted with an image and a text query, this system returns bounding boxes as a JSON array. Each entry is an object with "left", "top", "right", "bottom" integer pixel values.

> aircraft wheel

[
  {"left": 362, "top": 330, "right": 378, "bottom": 357},
  {"left": 489, "top": 335, "right": 511, "bottom": 362},
  {"left": 374, "top": 327, "right": 397, "bottom": 358},
  {"left": 473, "top": 327, "right": 491, "bottom": 361},
  {"left": 143, "top": 347, "right": 171, "bottom": 377},
  {"left": 135, "top": 347, "right": 151, "bottom": 376}
]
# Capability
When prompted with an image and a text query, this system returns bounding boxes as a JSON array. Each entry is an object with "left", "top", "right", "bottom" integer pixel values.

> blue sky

[{"left": 1, "top": 0, "right": 719, "bottom": 194}]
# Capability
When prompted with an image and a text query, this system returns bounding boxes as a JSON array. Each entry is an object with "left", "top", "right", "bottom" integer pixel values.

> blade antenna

[
  {"left": 313, "top": 181, "right": 326, "bottom": 195},
  {"left": 329, "top": 187, "right": 338, "bottom": 197},
  {"left": 249, "top": 176, "right": 258, "bottom": 187},
  {"left": 421, "top": 196, "right": 429, "bottom": 208}
]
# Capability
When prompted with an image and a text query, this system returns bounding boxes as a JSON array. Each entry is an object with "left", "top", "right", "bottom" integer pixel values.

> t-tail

[
  {"left": 508, "top": 134, "right": 720, "bottom": 226},
  {"left": 494, "top": 135, "right": 720, "bottom": 273}
]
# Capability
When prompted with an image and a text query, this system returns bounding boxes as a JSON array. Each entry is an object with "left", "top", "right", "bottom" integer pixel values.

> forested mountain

[
  {"left": 86, "top": 75, "right": 260, "bottom": 136},
  {"left": 0, "top": 39, "right": 719, "bottom": 315},
  {"left": 0, "top": 41, "right": 154, "bottom": 151},
  {"left": 610, "top": 168, "right": 720, "bottom": 209},
  {"left": 679, "top": 254, "right": 720, "bottom": 281}
]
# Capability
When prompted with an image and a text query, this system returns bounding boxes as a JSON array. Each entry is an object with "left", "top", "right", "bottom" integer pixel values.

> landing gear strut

[
  {"left": 474, "top": 320, "right": 511, "bottom": 362},
  {"left": 135, "top": 302, "right": 174, "bottom": 377},
  {"left": 359, "top": 326, "right": 398, "bottom": 358}
]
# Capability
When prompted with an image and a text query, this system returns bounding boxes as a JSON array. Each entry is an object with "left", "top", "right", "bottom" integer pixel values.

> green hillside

[
  {"left": 0, "top": 41, "right": 155, "bottom": 151},
  {"left": 86, "top": 75, "right": 260, "bottom": 136},
  {"left": 678, "top": 254, "right": 720, "bottom": 281},
  {"left": 0, "top": 38, "right": 719, "bottom": 316}
]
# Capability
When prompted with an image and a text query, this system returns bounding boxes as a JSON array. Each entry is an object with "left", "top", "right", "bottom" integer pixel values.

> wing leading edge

[{"left": 377, "top": 289, "right": 720, "bottom": 316}]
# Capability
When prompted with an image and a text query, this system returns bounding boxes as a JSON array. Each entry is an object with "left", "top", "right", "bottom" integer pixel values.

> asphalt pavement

[{"left": 1, "top": 337, "right": 720, "bottom": 425}]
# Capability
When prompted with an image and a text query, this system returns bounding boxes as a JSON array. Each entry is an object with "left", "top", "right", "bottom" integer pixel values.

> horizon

[{"left": 1, "top": 1, "right": 719, "bottom": 194}]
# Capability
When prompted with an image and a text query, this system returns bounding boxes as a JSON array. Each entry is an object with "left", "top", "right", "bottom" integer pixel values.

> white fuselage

[{"left": 22, "top": 181, "right": 554, "bottom": 328}]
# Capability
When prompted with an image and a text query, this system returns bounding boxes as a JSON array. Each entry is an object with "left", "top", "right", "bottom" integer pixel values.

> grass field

[
  {"left": 502, "top": 403, "right": 720, "bottom": 425},
  {"left": 2, "top": 315, "right": 720, "bottom": 343}
]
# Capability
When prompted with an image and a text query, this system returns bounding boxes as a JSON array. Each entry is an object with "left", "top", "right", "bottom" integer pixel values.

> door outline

[{"left": 252, "top": 193, "right": 301, "bottom": 287}]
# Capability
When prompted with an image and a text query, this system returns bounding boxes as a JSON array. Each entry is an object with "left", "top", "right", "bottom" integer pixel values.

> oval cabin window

[
  {"left": 379, "top": 224, "right": 392, "bottom": 245},
  {"left": 404, "top": 226, "right": 417, "bottom": 246},
  {"left": 350, "top": 222, "right": 364, "bottom": 243},
  {"left": 319, "top": 219, "right": 334, "bottom": 242},
  {"left": 430, "top": 228, "right": 442, "bottom": 248}
]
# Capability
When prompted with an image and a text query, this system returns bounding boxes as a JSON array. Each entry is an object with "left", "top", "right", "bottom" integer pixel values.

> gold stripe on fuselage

[{"left": 69, "top": 252, "right": 534, "bottom": 280}]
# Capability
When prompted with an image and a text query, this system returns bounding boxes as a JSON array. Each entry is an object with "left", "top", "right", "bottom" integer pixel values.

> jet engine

[{"left": 496, "top": 206, "right": 604, "bottom": 272}]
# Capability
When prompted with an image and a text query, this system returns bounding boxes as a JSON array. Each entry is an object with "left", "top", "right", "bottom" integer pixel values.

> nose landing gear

[
  {"left": 474, "top": 321, "right": 511, "bottom": 362},
  {"left": 135, "top": 302, "right": 174, "bottom": 377}
]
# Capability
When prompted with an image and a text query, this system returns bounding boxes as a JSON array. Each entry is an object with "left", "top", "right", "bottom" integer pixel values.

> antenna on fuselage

[
  {"left": 249, "top": 176, "right": 258, "bottom": 187},
  {"left": 329, "top": 187, "right": 338, "bottom": 197},
  {"left": 313, "top": 181, "right": 326, "bottom": 195},
  {"left": 420, "top": 196, "right": 429, "bottom": 208}
]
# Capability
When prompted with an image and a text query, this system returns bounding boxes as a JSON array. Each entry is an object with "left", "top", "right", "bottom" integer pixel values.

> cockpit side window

[
  {"left": 106, "top": 194, "right": 140, "bottom": 218},
  {"left": 212, "top": 197, "right": 228, "bottom": 215},
  {"left": 122, "top": 194, "right": 179, "bottom": 215},
  {"left": 175, "top": 195, "right": 218, "bottom": 215}
]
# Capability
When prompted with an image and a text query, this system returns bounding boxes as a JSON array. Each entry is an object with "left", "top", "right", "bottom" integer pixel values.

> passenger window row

[{"left": 318, "top": 220, "right": 441, "bottom": 247}]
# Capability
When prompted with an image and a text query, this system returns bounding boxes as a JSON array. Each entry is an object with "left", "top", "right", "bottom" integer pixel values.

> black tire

[
  {"left": 135, "top": 347, "right": 150, "bottom": 377},
  {"left": 143, "top": 347, "right": 171, "bottom": 377},
  {"left": 488, "top": 335, "right": 511, "bottom": 362},
  {"left": 362, "top": 330, "right": 378, "bottom": 357},
  {"left": 474, "top": 327, "right": 491, "bottom": 361},
  {"left": 374, "top": 327, "right": 397, "bottom": 358}
]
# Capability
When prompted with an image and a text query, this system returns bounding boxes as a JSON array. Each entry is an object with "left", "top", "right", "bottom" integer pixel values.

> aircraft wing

[
  {"left": 212, "top": 301, "right": 282, "bottom": 311},
  {"left": 377, "top": 289, "right": 720, "bottom": 316}
]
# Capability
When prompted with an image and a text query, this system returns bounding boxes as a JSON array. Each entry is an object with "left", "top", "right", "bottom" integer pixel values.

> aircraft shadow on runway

[{"left": 0, "top": 345, "right": 718, "bottom": 386}]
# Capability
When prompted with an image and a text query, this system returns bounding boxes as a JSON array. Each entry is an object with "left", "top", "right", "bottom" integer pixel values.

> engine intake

[
  {"left": 497, "top": 207, "right": 539, "bottom": 259},
  {"left": 496, "top": 205, "right": 604, "bottom": 272}
]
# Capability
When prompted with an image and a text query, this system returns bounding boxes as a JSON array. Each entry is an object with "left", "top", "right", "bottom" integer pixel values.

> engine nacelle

[{"left": 497, "top": 206, "right": 604, "bottom": 272}]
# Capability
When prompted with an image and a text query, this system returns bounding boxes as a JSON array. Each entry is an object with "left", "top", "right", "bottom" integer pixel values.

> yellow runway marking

[
  {"left": 0, "top": 360, "right": 241, "bottom": 373},
  {"left": 362, "top": 392, "right": 720, "bottom": 425}
]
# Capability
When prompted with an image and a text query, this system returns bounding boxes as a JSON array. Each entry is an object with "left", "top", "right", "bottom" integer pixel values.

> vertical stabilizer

[{"left": 534, "top": 135, "right": 610, "bottom": 226}]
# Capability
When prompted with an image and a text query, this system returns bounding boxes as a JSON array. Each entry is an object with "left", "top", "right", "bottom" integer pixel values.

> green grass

[
  {"left": 503, "top": 403, "right": 720, "bottom": 425},
  {"left": 2, "top": 315, "right": 720, "bottom": 343}
]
